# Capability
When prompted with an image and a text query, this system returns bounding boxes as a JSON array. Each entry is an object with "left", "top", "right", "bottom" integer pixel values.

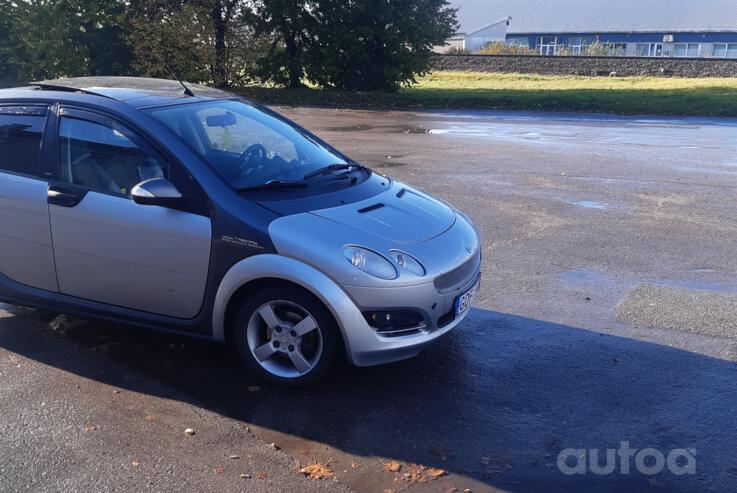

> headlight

[
  {"left": 389, "top": 250, "right": 425, "bottom": 276},
  {"left": 343, "top": 246, "right": 397, "bottom": 280}
]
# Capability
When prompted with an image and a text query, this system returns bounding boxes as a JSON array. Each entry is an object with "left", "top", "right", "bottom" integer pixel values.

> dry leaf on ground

[
  {"left": 384, "top": 460, "right": 402, "bottom": 472},
  {"left": 427, "top": 467, "right": 447, "bottom": 478},
  {"left": 300, "top": 463, "right": 334, "bottom": 480},
  {"left": 399, "top": 464, "right": 428, "bottom": 484}
]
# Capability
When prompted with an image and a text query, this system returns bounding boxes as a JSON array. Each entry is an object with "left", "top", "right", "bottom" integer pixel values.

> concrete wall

[{"left": 431, "top": 54, "right": 737, "bottom": 77}]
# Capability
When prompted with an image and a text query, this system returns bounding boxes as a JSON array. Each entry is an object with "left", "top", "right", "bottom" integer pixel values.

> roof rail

[{"left": 31, "top": 83, "right": 114, "bottom": 100}]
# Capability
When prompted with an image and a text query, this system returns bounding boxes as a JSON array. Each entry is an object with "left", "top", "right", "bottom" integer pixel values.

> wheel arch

[{"left": 212, "top": 254, "right": 363, "bottom": 362}]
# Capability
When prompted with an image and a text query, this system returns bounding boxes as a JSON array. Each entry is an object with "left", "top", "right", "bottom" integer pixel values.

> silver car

[{"left": 0, "top": 77, "right": 481, "bottom": 386}]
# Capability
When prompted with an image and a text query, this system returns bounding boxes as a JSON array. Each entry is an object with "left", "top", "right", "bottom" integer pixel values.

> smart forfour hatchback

[{"left": 0, "top": 77, "right": 481, "bottom": 386}]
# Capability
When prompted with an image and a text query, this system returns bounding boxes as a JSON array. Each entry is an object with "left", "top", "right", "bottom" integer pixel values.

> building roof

[{"left": 449, "top": 0, "right": 737, "bottom": 35}]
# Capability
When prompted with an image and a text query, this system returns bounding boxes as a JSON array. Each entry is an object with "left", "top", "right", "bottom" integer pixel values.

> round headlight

[
  {"left": 343, "top": 246, "right": 397, "bottom": 280},
  {"left": 390, "top": 250, "right": 425, "bottom": 276}
]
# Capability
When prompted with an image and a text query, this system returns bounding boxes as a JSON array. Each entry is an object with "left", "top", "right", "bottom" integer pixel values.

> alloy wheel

[{"left": 245, "top": 300, "right": 324, "bottom": 379}]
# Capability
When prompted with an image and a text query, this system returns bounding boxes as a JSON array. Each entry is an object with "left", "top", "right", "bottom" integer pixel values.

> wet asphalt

[{"left": 2, "top": 108, "right": 737, "bottom": 492}]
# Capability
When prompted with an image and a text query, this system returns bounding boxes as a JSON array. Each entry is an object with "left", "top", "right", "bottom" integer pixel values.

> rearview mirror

[
  {"left": 206, "top": 111, "right": 237, "bottom": 127},
  {"left": 131, "top": 178, "right": 182, "bottom": 206}
]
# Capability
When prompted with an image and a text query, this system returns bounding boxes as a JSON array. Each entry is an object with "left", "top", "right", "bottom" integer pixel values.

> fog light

[{"left": 363, "top": 310, "right": 424, "bottom": 331}]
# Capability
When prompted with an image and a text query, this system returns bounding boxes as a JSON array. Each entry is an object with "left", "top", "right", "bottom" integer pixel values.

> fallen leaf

[
  {"left": 300, "top": 463, "right": 334, "bottom": 480},
  {"left": 144, "top": 415, "right": 155, "bottom": 422},
  {"left": 350, "top": 463, "right": 360, "bottom": 469},
  {"left": 9, "top": 355, "right": 21, "bottom": 364},
  {"left": 427, "top": 467, "right": 447, "bottom": 479},
  {"left": 399, "top": 464, "right": 427, "bottom": 484},
  {"left": 256, "top": 472, "right": 268, "bottom": 479},
  {"left": 384, "top": 490, "right": 397, "bottom": 493},
  {"left": 214, "top": 466, "right": 225, "bottom": 474},
  {"left": 131, "top": 459, "right": 140, "bottom": 467},
  {"left": 84, "top": 424, "right": 98, "bottom": 432},
  {"left": 384, "top": 460, "right": 402, "bottom": 472}
]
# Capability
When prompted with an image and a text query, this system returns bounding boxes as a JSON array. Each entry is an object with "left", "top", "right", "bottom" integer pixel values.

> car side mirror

[{"left": 131, "top": 178, "right": 183, "bottom": 206}]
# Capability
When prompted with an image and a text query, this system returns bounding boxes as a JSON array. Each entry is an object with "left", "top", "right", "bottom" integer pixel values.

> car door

[
  {"left": 0, "top": 104, "right": 58, "bottom": 292},
  {"left": 47, "top": 107, "right": 212, "bottom": 318}
]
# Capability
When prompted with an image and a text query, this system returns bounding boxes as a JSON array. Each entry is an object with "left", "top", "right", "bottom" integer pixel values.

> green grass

[{"left": 239, "top": 71, "right": 737, "bottom": 117}]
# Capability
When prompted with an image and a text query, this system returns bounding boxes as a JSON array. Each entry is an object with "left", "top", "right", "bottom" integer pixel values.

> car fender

[{"left": 211, "top": 254, "right": 364, "bottom": 360}]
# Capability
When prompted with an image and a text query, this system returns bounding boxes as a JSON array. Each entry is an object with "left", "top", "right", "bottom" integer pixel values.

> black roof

[{"left": 29, "top": 76, "right": 234, "bottom": 107}]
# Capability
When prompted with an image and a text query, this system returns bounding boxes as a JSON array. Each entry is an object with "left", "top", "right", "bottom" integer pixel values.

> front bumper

[{"left": 339, "top": 271, "right": 480, "bottom": 367}]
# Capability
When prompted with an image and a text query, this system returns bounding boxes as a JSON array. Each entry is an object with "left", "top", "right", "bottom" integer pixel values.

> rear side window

[
  {"left": 0, "top": 106, "right": 47, "bottom": 177},
  {"left": 58, "top": 116, "right": 167, "bottom": 196}
]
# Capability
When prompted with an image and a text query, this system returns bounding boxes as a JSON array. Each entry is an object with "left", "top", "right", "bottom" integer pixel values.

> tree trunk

[
  {"left": 281, "top": 20, "right": 302, "bottom": 88},
  {"left": 211, "top": 1, "right": 228, "bottom": 87}
]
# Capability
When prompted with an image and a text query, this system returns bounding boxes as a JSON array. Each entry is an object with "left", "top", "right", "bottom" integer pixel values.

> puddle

[
  {"left": 324, "top": 124, "right": 430, "bottom": 134},
  {"left": 571, "top": 200, "right": 609, "bottom": 210},
  {"left": 651, "top": 279, "right": 737, "bottom": 294},
  {"left": 401, "top": 127, "right": 431, "bottom": 134},
  {"left": 559, "top": 268, "right": 612, "bottom": 284},
  {"left": 376, "top": 161, "right": 409, "bottom": 168},
  {"left": 323, "top": 124, "right": 375, "bottom": 132}
]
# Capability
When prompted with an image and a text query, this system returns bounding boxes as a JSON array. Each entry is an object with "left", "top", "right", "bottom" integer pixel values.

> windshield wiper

[
  {"left": 303, "top": 163, "right": 369, "bottom": 180},
  {"left": 236, "top": 180, "right": 308, "bottom": 192}
]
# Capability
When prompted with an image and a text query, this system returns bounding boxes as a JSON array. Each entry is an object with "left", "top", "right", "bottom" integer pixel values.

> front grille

[{"left": 434, "top": 250, "right": 481, "bottom": 294}]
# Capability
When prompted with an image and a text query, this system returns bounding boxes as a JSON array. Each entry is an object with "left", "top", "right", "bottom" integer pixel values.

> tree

[
  {"left": 251, "top": 0, "right": 314, "bottom": 88},
  {"left": 1, "top": 0, "right": 132, "bottom": 84},
  {"left": 127, "top": 0, "right": 212, "bottom": 83},
  {"left": 127, "top": 0, "right": 268, "bottom": 87},
  {"left": 305, "top": 0, "right": 456, "bottom": 91}
]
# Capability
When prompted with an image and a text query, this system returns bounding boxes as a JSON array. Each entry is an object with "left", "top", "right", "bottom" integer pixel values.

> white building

[{"left": 438, "top": 0, "right": 737, "bottom": 58}]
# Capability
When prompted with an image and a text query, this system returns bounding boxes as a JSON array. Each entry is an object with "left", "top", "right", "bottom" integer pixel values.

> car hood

[{"left": 310, "top": 183, "right": 455, "bottom": 243}]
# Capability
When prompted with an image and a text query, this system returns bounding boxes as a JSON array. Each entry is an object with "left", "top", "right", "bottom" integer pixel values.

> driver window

[
  {"left": 58, "top": 117, "right": 166, "bottom": 196},
  {"left": 195, "top": 107, "right": 298, "bottom": 162}
]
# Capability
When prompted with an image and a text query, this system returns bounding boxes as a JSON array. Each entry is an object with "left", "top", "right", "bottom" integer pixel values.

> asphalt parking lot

[{"left": 2, "top": 108, "right": 737, "bottom": 492}]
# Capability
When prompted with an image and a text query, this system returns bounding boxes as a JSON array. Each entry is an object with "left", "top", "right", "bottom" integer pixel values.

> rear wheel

[{"left": 234, "top": 284, "right": 339, "bottom": 387}]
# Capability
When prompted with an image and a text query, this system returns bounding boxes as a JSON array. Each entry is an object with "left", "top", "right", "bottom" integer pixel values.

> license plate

[{"left": 454, "top": 281, "right": 479, "bottom": 317}]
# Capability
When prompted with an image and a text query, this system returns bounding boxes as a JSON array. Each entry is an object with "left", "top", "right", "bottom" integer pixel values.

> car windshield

[{"left": 147, "top": 100, "right": 348, "bottom": 189}]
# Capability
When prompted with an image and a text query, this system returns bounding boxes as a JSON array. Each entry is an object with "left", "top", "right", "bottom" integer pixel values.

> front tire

[{"left": 233, "top": 284, "right": 340, "bottom": 387}]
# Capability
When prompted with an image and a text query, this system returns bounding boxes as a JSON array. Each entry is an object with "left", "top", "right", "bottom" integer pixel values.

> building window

[
  {"left": 604, "top": 43, "right": 627, "bottom": 56},
  {"left": 636, "top": 43, "right": 663, "bottom": 57},
  {"left": 713, "top": 43, "right": 737, "bottom": 58},
  {"left": 674, "top": 43, "right": 701, "bottom": 57},
  {"left": 507, "top": 36, "right": 529, "bottom": 47},
  {"left": 538, "top": 36, "right": 558, "bottom": 56},
  {"left": 568, "top": 36, "right": 593, "bottom": 54}
]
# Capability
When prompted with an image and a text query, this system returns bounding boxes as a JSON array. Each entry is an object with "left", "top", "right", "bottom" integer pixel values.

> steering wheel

[{"left": 236, "top": 143, "right": 267, "bottom": 177}]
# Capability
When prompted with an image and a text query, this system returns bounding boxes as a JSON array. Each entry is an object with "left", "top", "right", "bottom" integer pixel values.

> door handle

[{"left": 48, "top": 185, "right": 87, "bottom": 208}]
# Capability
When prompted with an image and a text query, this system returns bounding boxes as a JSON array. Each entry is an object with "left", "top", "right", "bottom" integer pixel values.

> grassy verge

[{"left": 239, "top": 71, "right": 737, "bottom": 117}]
